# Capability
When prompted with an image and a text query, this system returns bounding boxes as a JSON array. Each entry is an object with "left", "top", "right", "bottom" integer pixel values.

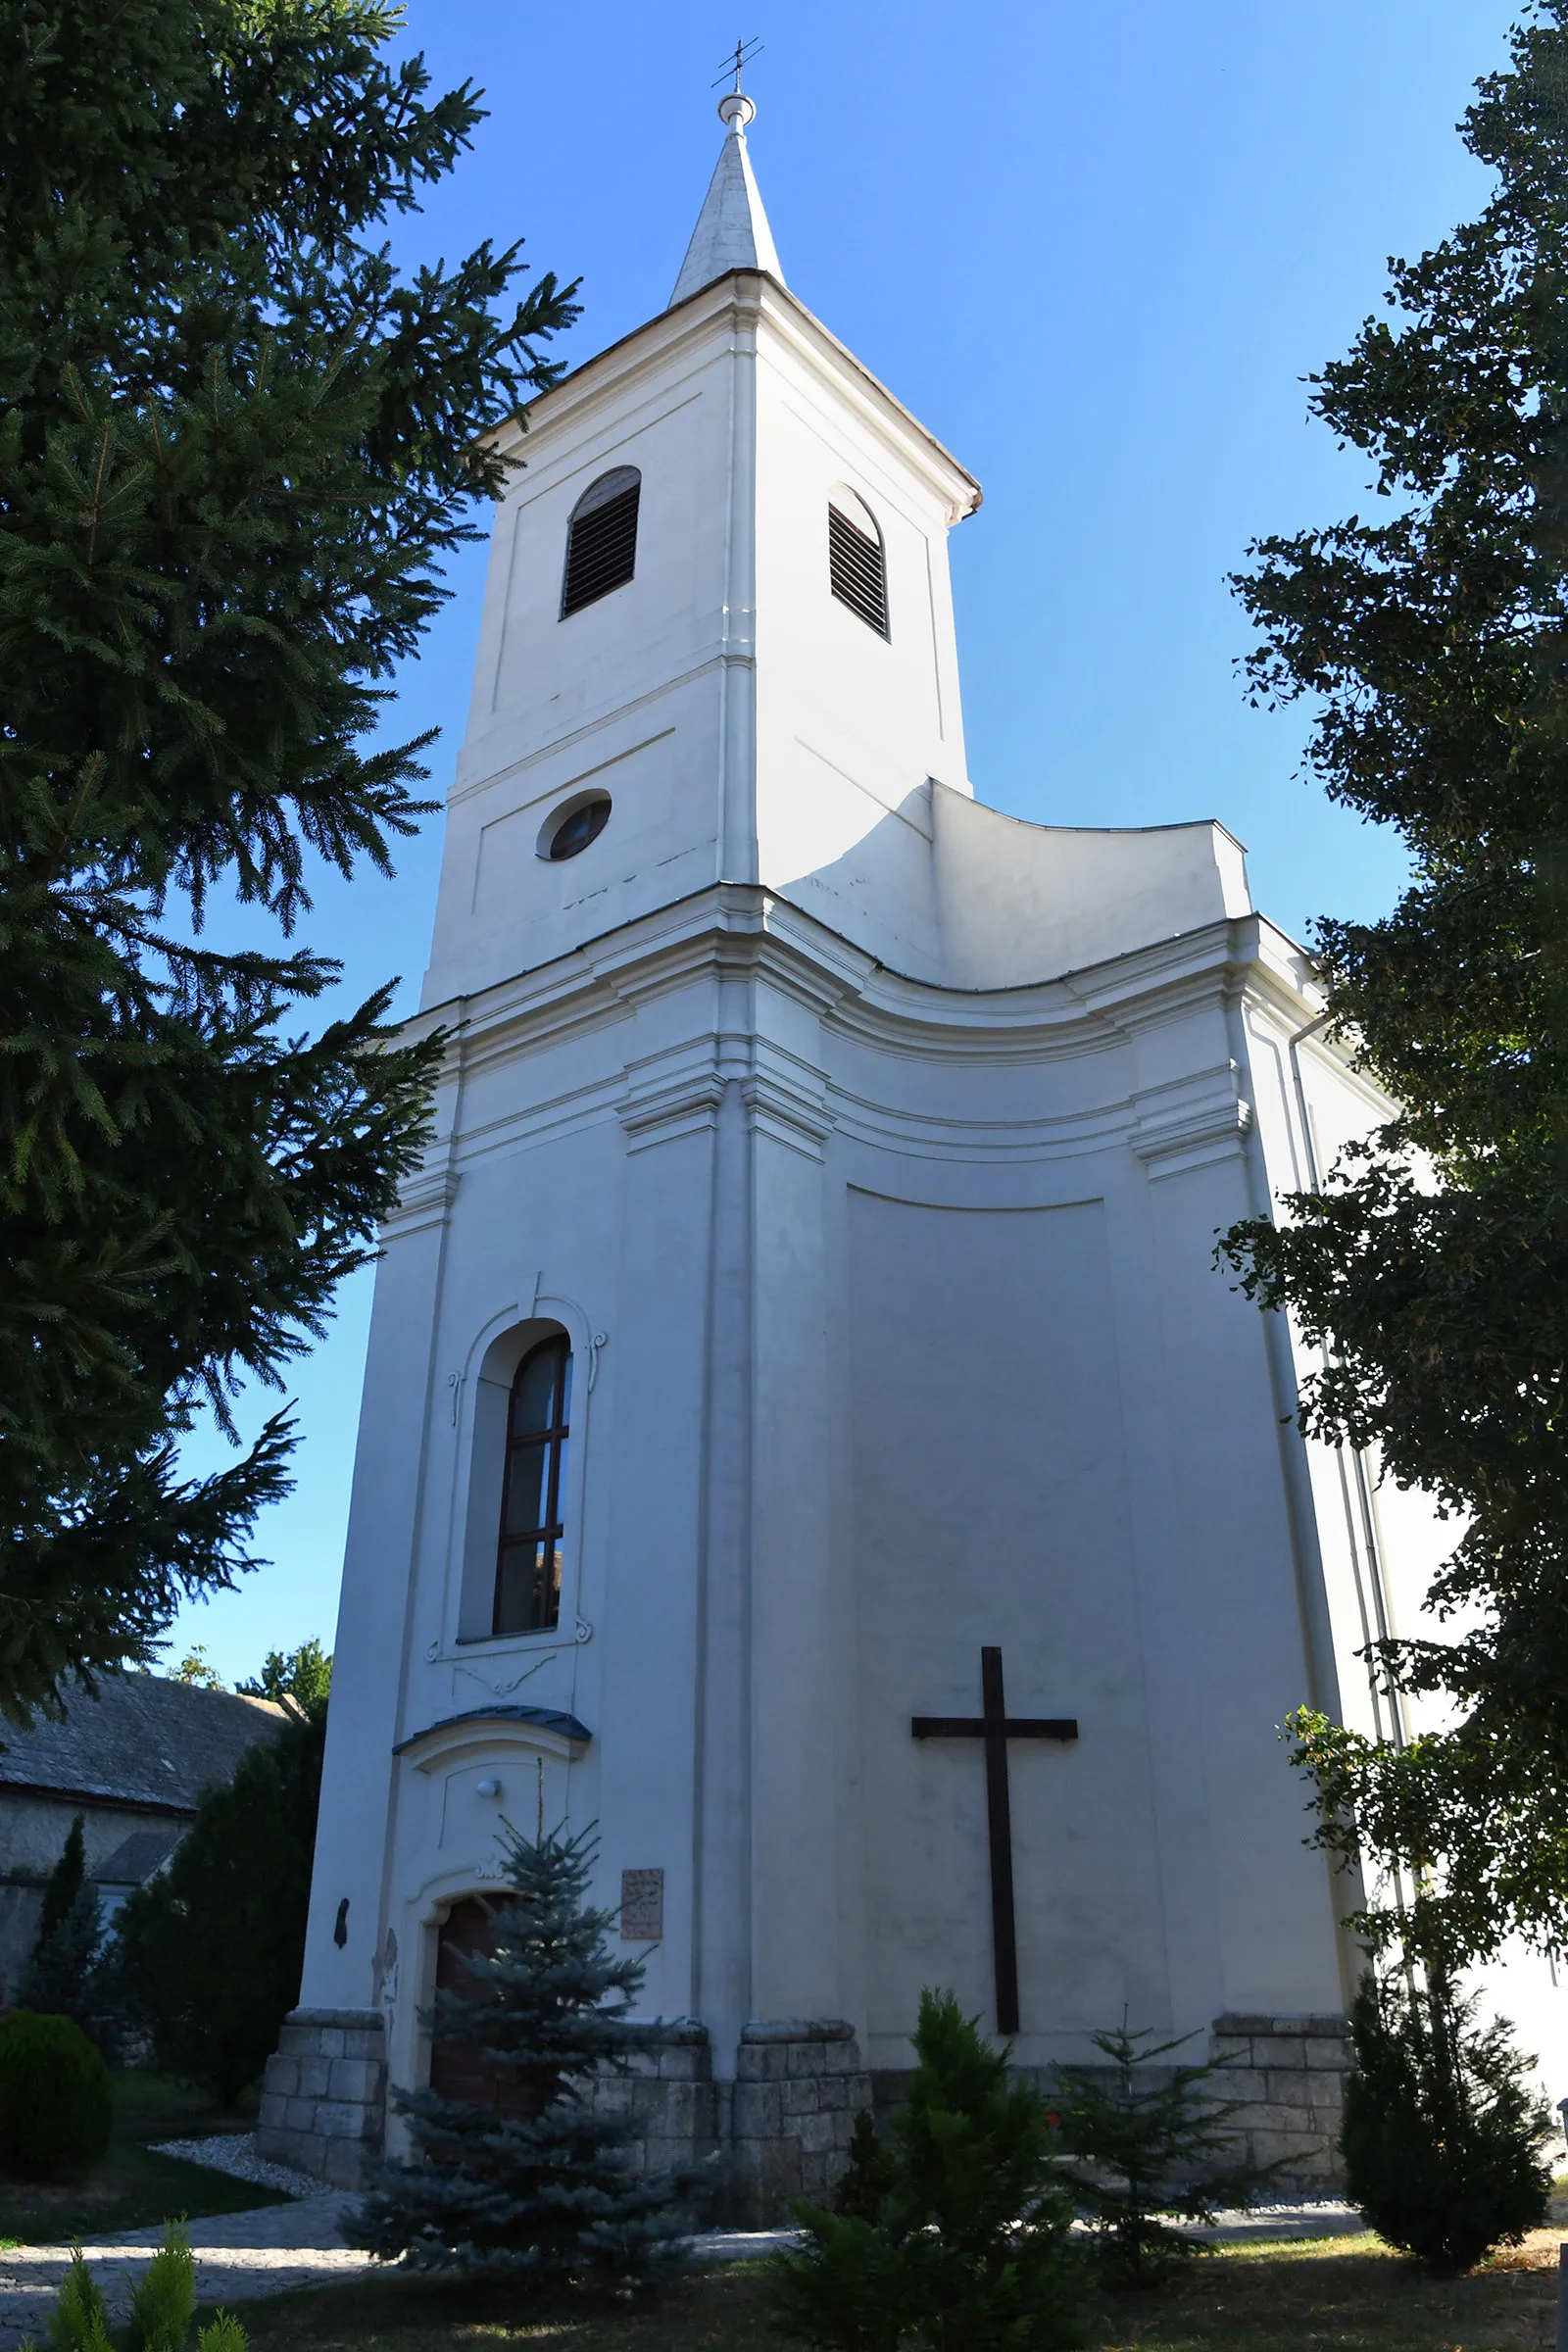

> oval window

[{"left": 547, "top": 797, "right": 611, "bottom": 860}]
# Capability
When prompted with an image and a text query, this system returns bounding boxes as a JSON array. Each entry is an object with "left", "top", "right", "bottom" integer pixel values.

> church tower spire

[{"left": 668, "top": 87, "right": 783, "bottom": 306}]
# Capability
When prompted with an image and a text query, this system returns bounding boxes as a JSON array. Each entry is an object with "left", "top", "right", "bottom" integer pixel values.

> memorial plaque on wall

[{"left": 619, "top": 1868, "right": 664, "bottom": 1940}]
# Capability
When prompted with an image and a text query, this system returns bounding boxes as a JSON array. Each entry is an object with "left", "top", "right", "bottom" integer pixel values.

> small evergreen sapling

[
  {"left": 1341, "top": 1968, "right": 1551, "bottom": 2273},
  {"left": 16, "top": 2225, "right": 247, "bottom": 2350},
  {"left": 769, "top": 1989, "right": 1086, "bottom": 2352},
  {"left": 351, "top": 1822, "right": 706, "bottom": 2287},
  {"left": 1050, "top": 2017, "right": 1268, "bottom": 2283}
]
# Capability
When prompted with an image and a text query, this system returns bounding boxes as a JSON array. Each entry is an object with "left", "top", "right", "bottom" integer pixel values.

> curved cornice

[
  {"left": 413, "top": 882, "right": 1327, "bottom": 1076},
  {"left": 394, "top": 1704, "right": 592, "bottom": 1771}
]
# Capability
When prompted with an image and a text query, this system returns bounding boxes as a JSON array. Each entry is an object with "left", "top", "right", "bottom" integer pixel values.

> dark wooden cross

[{"left": 911, "top": 1646, "right": 1077, "bottom": 2035}]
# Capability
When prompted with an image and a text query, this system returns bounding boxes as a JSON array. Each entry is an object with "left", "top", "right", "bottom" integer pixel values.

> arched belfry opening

[
  {"left": 827, "top": 484, "right": 889, "bottom": 637},
  {"left": 560, "top": 466, "right": 640, "bottom": 617}
]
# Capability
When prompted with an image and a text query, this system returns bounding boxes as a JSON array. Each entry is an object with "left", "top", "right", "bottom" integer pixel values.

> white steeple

[{"left": 669, "top": 89, "right": 783, "bottom": 306}]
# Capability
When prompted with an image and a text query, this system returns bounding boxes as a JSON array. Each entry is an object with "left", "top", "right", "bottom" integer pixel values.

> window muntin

[
  {"left": 547, "top": 796, "right": 611, "bottom": 860},
  {"left": 828, "top": 486, "right": 889, "bottom": 637},
  {"left": 494, "top": 1335, "right": 572, "bottom": 1636},
  {"left": 561, "top": 466, "right": 641, "bottom": 618}
]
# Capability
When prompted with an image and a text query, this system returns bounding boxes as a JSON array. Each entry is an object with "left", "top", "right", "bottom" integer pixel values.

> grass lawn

[
  {"left": 0, "top": 2070, "right": 292, "bottom": 2245},
  {"left": 202, "top": 2229, "right": 1568, "bottom": 2351}
]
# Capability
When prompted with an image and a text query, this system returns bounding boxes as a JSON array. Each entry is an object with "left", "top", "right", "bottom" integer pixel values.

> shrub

[
  {"left": 769, "top": 1988, "right": 1086, "bottom": 2351},
  {"left": 0, "top": 2010, "right": 112, "bottom": 2179},
  {"left": 1051, "top": 2016, "right": 1270, "bottom": 2283},
  {"left": 1342, "top": 1969, "right": 1552, "bottom": 2274},
  {"left": 109, "top": 1704, "right": 324, "bottom": 2102}
]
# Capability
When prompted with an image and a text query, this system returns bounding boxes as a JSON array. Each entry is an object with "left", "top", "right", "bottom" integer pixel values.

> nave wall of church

[{"left": 296, "top": 899, "right": 1383, "bottom": 2090}]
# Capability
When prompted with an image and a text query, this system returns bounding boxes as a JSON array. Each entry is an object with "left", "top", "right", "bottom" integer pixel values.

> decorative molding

[
  {"left": 381, "top": 1166, "right": 460, "bottom": 1238},
  {"left": 1131, "top": 1068, "right": 1253, "bottom": 1181},
  {"left": 618, "top": 1050, "right": 727, "bottom": 1151},
  {"left": 454, "top": 1654, "right": 553, "bottom": 1698},
  {"left": 742, "top": 1046, "right": 834, "bottom": 1161}
]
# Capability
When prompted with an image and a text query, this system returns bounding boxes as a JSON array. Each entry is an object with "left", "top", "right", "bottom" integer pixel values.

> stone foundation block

[
  {"left": 722, "top": 2020, "right": 871, "bottom": 2227},
  {"left": 1210, "top": 2012, "right": 1351, "bottom": 2192},
  {"left": 257, "top": 2007, "right": 386, "bottom": 2189}
]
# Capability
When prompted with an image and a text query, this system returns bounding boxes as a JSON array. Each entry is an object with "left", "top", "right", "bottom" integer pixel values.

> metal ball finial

[{"left": 718, "top": 89, "right": 756, "bottom": 133}]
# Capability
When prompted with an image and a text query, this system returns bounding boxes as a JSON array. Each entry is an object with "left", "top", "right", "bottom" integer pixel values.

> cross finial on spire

[{"left": 713, "top": 35, "right": 762, "bottom": 96}]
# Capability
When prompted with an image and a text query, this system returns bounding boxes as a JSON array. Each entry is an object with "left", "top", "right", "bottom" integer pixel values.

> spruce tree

[
  {"left": 769, "top": 1989, "right": 1086, "bottom": 2352},
  {"left": 1050, "top": 2019, "right": 1268, "bottom": 2284},
  {"left": 0, "top": 0, "right": 577, "bottom": 1724},
  {"left": 351, "top": 1823, "right": 706, "bottom": 2288},
  {"left": 1340, "top": 1969, "right": 1551, "bottom": 2274}
]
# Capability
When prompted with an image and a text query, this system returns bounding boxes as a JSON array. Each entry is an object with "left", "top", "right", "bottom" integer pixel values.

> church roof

[{"left": 669, "top": 91, "right": 783, "bottom": 308}]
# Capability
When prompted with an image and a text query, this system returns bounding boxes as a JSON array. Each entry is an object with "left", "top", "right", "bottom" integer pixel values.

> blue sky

[{"left": 166, "top": 0, "right": 1519, "bottom": 1684}]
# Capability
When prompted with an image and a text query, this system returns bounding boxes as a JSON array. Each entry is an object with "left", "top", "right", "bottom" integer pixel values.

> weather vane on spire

[{"left": 712, "top": 35, "right": 762, "bottom": 95}]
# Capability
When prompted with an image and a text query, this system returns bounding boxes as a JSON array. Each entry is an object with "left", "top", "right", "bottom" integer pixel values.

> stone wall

[
  {"left": 585, "top": 2019, "right": 717, "bottom": 2187},
  {"left": 257, "top": 2008, "right": 869, "bottom": 2223},
  {"left": 1209, "top": 2011, "right": 1351, "bottom": 2191},
  {"left": 257, "top": 2005, "right": 1349, "bottom": 2211},
  {"left": 257, "top": 2006, "right": 387, "bottom": 2189},
  {"left": 722, "top": 2019, "right": 870, "bottom": 2224}
]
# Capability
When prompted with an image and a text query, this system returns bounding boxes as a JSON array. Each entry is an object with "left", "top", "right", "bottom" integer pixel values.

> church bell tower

[{"left": 419, "top": 85, "right": 980, "bottom": 1016}]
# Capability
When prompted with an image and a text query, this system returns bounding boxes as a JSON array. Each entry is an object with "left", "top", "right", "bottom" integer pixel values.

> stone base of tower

[
  {"left": 256, "top": 2007, "right": 387, "bottom": 2189},
  {"left": 1207, "top": 2012, "right": 1352, "bottom": 2191},
  {"left": 256, "top": 2007, "right": 1347, "bottom": 2209},
  {"left": 255, "top": 2011, "right": 870, "bottom": 2223},
  {"left": 718, "top": 2019, "right": 872, "bottom": 2222}
]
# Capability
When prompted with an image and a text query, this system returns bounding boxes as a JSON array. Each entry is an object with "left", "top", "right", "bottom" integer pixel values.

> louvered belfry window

[
  {"left": 828, "top": 486, "right": 889, "bottom": 638},
  {"left": 561, "top": 466, "right": 641, "bottom": 618}
]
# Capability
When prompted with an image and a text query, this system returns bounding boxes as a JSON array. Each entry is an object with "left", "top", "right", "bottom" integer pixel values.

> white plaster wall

[
  {"left": 307, "top": 894, "right": 1373, "bottom": 2082},
  {"left": 934, "top": 794, "right": 1251, "bottom": 987}
]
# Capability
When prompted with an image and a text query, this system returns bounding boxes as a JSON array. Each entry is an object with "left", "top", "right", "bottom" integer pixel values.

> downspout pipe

[{"left": 1286, "top": 1007, "right": 1404, "bottom": 1747}]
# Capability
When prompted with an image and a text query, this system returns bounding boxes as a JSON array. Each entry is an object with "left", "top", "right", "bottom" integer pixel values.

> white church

[{"left": 258, "top": 89, "right": 1566, "bottom": 2216}]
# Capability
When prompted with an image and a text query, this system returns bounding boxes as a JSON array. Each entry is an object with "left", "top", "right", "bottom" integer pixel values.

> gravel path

[
  {"left": 149, "top": 2134, "right": 322, "bottom": 2201},
  {"left": 0, "top": 2195, "right": 370, "bottom": 2349}
]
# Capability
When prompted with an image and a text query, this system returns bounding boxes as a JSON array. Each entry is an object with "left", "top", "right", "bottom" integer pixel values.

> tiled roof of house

[{"left": 0, "top": 1675, "right": 287, "bottom": 1816}]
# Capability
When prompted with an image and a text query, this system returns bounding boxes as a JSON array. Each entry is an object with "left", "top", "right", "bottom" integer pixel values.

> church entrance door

[{"left": 429, "top": 1895, "right": 525, "bottom": 2112}]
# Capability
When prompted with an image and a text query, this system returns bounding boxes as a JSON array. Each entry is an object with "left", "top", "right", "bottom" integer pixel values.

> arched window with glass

[{"left": 493, "top": 1334, "right": 572, "bottom": 1636}]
